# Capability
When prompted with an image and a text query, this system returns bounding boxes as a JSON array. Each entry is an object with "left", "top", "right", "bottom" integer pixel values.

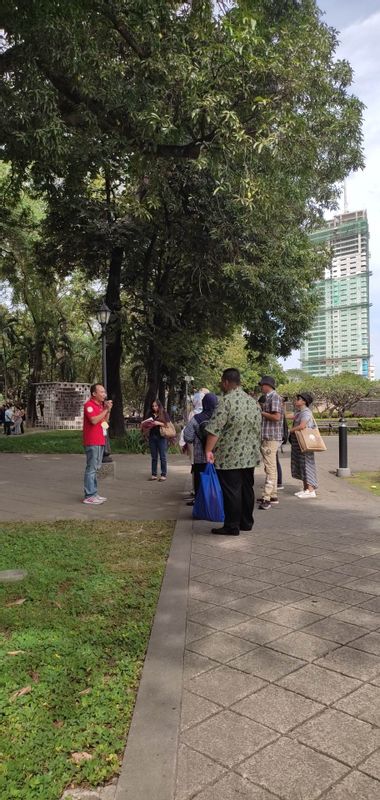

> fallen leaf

[
  {"left": 6, "top": 598, "right": 26, "bottom": 607},
  {"left": 30, "top": 671, "right": 40, "bottom": 683},
  {"left": 53, "top": 720, "right": 64, "bottom": 728},
  {"left": 71, "top": 751, "right": 93, "bottom": 764},
  {"left": 10, "top": 685, "right": 32, "bottom": 701},
  {"left": 6, "top": 650, "right": 25, "bottom": 656},
  {"left": 78, "top": 688, "right": 91, "bottom": 696},
  {"left": 52, "top": 600, "right": 62, "bottom": 609}
]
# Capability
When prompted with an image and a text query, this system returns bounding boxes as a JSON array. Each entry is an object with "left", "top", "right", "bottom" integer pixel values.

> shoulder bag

[
  {"left": 159, "top": 420, "right": 176, "bottom": 439},
  {"left": 295, "top": 416, "right": 326, "bottom": 453}
]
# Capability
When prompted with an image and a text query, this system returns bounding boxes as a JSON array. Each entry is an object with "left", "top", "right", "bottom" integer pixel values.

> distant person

[
  {"left": 289, "top": 392, "right": 318, "bottom": 498},
  {"left": 183, "top": 392, "right": 218, "bottom": 505},
  {"left": 205, "top": 368, "right": 261, "bottom": 535},
  {"left": 0, "top": 405, "right": 5, "bottom": 433},
  {"left": 141, "top": 399, "right": 172, "bottom": 481},
  {"left": 19, "top": 405, "right": 26, "bottom": 434},
  {"left": 38, "top": 400, "right": 44, "bottom": 418},
  {"left": 82, "top": 383, "right": 113, "bottom": 505},
  {"left": 258, "top": 376, "right": 283, "bottom": 510},
  {"left": 4, "top": 404, "right": 13, "bottom": 436},
  {"left": 11, "top": 407, "right": 23, "bottom": 435}
]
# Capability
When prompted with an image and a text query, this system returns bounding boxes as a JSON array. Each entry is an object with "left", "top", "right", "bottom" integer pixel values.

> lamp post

[{"left": 96, "top": 301, "right": 112, "bottom": 463}]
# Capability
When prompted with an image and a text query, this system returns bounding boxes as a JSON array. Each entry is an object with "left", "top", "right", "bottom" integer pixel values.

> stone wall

[{"left": 35, "top": 383, "right": 90, "bottom": 429}]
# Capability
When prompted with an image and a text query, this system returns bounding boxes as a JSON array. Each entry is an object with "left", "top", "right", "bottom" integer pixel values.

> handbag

[
  {"left": 159, "top": 420, "right": 176, "bottom": 439},
  {"left": 295, "top": 417, "right": 326, "bottom": 453},
  {"left": 192, "top": 463, "right": 225, "bottom": 523}
]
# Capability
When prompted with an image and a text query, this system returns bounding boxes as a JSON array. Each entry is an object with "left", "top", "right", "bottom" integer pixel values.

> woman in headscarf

[
  {"left": 289, "top": 392, "right": 318, "bottom": 499},
  {"left": 183, "top": 392, "right": 218, "bottom": 504}
]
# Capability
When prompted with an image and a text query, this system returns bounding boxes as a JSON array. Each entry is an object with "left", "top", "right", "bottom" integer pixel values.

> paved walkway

[
  {"left": 2, "top": 437, "right": 380, "bottom": 800},
  {"left": 175, "top": 437, "right": 380, "bottom": 800},
  {"left": 0, "top": 453, "right": 189, "bottom": 520}
]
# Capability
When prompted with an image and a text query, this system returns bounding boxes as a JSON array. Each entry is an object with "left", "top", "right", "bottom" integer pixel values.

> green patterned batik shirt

[{"left": 205, "top": 387, "right": 261, "bottom": 469}]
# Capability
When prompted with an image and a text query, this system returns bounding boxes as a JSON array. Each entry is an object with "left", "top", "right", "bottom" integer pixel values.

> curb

[{"left": 114, "top": 506, "right": 192, "bottom": 800}]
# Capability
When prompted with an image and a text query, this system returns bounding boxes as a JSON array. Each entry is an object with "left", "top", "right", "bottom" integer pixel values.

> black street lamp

[{"left": 96, "top": 301, "right": 112, "bottom": 463}]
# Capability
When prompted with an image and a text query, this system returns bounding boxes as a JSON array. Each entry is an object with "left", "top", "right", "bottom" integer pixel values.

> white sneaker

[
  {"left": 297, "top": 490, "right": 317, "bottom": 499},
  {"left": 277, "top": 485, "right": 284, "bottom": 491},
  {"left": 83, "top": 496, "right": 105, "bottom": 505},
  {"left": 96, "top": 495, "right": 107, "bottom": 502},
  {"left": 294, "top": 491, "right": 304, "bottom": 497}
]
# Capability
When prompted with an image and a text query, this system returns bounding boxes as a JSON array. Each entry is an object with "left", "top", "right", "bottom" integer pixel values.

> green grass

[
  {"left": 349, "top": 471, "right": 380, "bottom": 497},
  {"left": 0, "top": 521, "right": 173, "bottom": 800},
  {"left": 0, "top": 429, "right": 180, "bottom": 454}
]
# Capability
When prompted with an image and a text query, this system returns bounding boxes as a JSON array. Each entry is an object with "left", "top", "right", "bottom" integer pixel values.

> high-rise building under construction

[{"left": 300, "top": 210, "right": 372, "bottom": 377}]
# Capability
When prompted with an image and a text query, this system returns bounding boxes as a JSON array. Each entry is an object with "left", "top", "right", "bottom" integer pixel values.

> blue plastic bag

[{"left": 192, "top": 463, "right": 225, "bottom": 523}]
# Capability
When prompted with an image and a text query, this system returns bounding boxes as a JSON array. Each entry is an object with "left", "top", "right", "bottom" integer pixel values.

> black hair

[
  {"left": 90, "top": 383, "right": 101, "bottom": 395},
  {"left": 222, "top": 368, "right": 241, "bottom": 385}
]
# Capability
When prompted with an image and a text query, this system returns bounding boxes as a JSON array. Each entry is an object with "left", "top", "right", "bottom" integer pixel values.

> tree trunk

[
  {"left": 27, "top": 334, "right": 44, "bottom": 425},
  {"left": 105, "top": 246, "right": 125, "bottom": 437},
  {"left": 143, "top": 345, "right": 161, "bottom": 417}
]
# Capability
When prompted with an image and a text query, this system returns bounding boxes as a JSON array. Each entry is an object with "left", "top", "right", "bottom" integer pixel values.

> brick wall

[{"left": 35, "top": 383, "right": 91, "bottom": 429}]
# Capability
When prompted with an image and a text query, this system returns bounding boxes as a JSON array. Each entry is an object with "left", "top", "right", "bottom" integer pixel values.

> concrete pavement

[
  {"left": 1, "top": 436, "right": 380, "bottom": 800},
  {"left": 0, "top": 453, "right": 189, "bottom": 521},
  {"left": 174, "top": 436, "right": 380, "bottom": 800}
]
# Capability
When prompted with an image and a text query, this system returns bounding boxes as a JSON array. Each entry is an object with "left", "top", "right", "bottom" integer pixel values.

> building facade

[{"left": 300, "top": 210, "right": 372, "bottom": 377}]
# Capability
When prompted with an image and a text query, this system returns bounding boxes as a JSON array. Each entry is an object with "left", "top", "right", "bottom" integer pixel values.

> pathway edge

[{"left": 115, "top": 509, "right": 192, "bottom": 800}]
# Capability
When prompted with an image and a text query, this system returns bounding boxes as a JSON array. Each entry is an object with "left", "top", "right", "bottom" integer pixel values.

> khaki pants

[{"left": 260, "top": 440, "right": 279, "bottom": 500}]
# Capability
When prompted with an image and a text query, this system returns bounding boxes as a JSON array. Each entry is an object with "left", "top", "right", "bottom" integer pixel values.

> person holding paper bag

[{"left": 289, "top": 392, "right": 318, "bottom": 499}]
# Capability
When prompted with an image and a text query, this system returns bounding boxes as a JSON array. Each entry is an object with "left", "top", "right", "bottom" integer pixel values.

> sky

[{"left": 282, "top": 0, "right": 380, "bottom": 377}]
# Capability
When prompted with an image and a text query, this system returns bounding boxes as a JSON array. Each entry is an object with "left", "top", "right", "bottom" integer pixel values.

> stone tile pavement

[{"left": 175, "top": 437, "right": 380, "bottom": 800}]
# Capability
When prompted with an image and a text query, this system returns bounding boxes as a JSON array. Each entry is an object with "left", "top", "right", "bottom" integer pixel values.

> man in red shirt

[{"left": 83, "top": 383, "right": 113, "bottom": 504}]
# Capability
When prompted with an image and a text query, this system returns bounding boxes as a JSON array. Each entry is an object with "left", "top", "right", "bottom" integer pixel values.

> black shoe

[
  {"left": 186, "top": 499, "right": 195, "bottom": 506},
  {"left": 211, "top": 527, "right": 240, "bottom": 536},
  {"left": 270, "top": 497, "right": 279, "bottom": 505},
  {"left": 240, "top": 526, "right": 253, "bottom": 531},
  {"left": 258, "top": 500, "right": 271, "bottom": 510}
]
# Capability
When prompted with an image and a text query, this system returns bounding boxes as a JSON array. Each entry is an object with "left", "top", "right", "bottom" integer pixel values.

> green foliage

[
  {"left": 278, "top": 372, "right": 375, "bottom": 416},
  {"left": 0, "top": 428, "right": 181, "bottom": 454},
  {"left": 0, "top": 520, "right": 173, "bottom": 800},
  {"left": 0, "top": 1, "right": 364, "bottom": 408}
]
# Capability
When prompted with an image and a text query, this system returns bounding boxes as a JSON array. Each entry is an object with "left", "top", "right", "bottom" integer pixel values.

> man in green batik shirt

[{"left": 205, "top": 368, "right": 261, "bottom": 536}]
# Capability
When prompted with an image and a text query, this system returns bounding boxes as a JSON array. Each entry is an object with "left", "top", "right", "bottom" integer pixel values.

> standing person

[
  {"left": 183, "top": 392, "right": 218, "bottom": 505},
  {"left": 82, "top": 383, "right": 113, "bottom": 505},
  {"left": 205, "top": 368, "right": 261, "bottom": 536},
  {"left": 258, "top": 376, "right": 283, "bottom": 510},
  {"left": 4, "top": 404, "right": 13, "bottom": 436},
  {"left": 38, "top": 400, "right": 44, "bottom": 419},
  {"left": 289, "top": 392, "right": 318, "bottom": 498},
  {"left": 276, "top": 396, "right": 288, "bottom": 491},
  {"left": 11, "top": 407, "right": 23, "bottom": 435},
  {"left": 142, "top": 399, "right": 171, "bottom": 482}
]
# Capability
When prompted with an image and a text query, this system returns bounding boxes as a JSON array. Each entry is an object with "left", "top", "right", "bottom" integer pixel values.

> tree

[
  {"left": 278, "top": 372, "right": 375, "bottom": 417},
  {"left": 1, "top": 1, "right": 364, "bottom": 427}
]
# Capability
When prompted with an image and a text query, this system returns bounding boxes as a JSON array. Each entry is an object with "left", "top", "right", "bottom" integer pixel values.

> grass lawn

[
  {"left": 349, "top": 471, "right": 380, "bottom": 497},
  {"left": 0, "top": 430, "right": 180, "bottom": 454},
  {"left": 0, "top": 520, "right": 173, "bottom": 800},
  {"left": 0, "top": 430, "right": 129, "bottom": 454}
]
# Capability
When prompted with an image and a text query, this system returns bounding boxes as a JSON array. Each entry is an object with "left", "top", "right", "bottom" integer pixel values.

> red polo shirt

[{"left": 83, "top": 398, "right": 106, "bottom": 446}]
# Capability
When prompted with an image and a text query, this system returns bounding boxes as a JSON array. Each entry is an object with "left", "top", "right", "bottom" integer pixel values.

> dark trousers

[
  {"left": 217, "top": 467, "right": 255, "bottom": 533},
  {"left": 149, "top": 435, "right": 168, "bottom": 477},
  {"left": 276, "top": 451, "right": 282, "bottom": 487}
]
